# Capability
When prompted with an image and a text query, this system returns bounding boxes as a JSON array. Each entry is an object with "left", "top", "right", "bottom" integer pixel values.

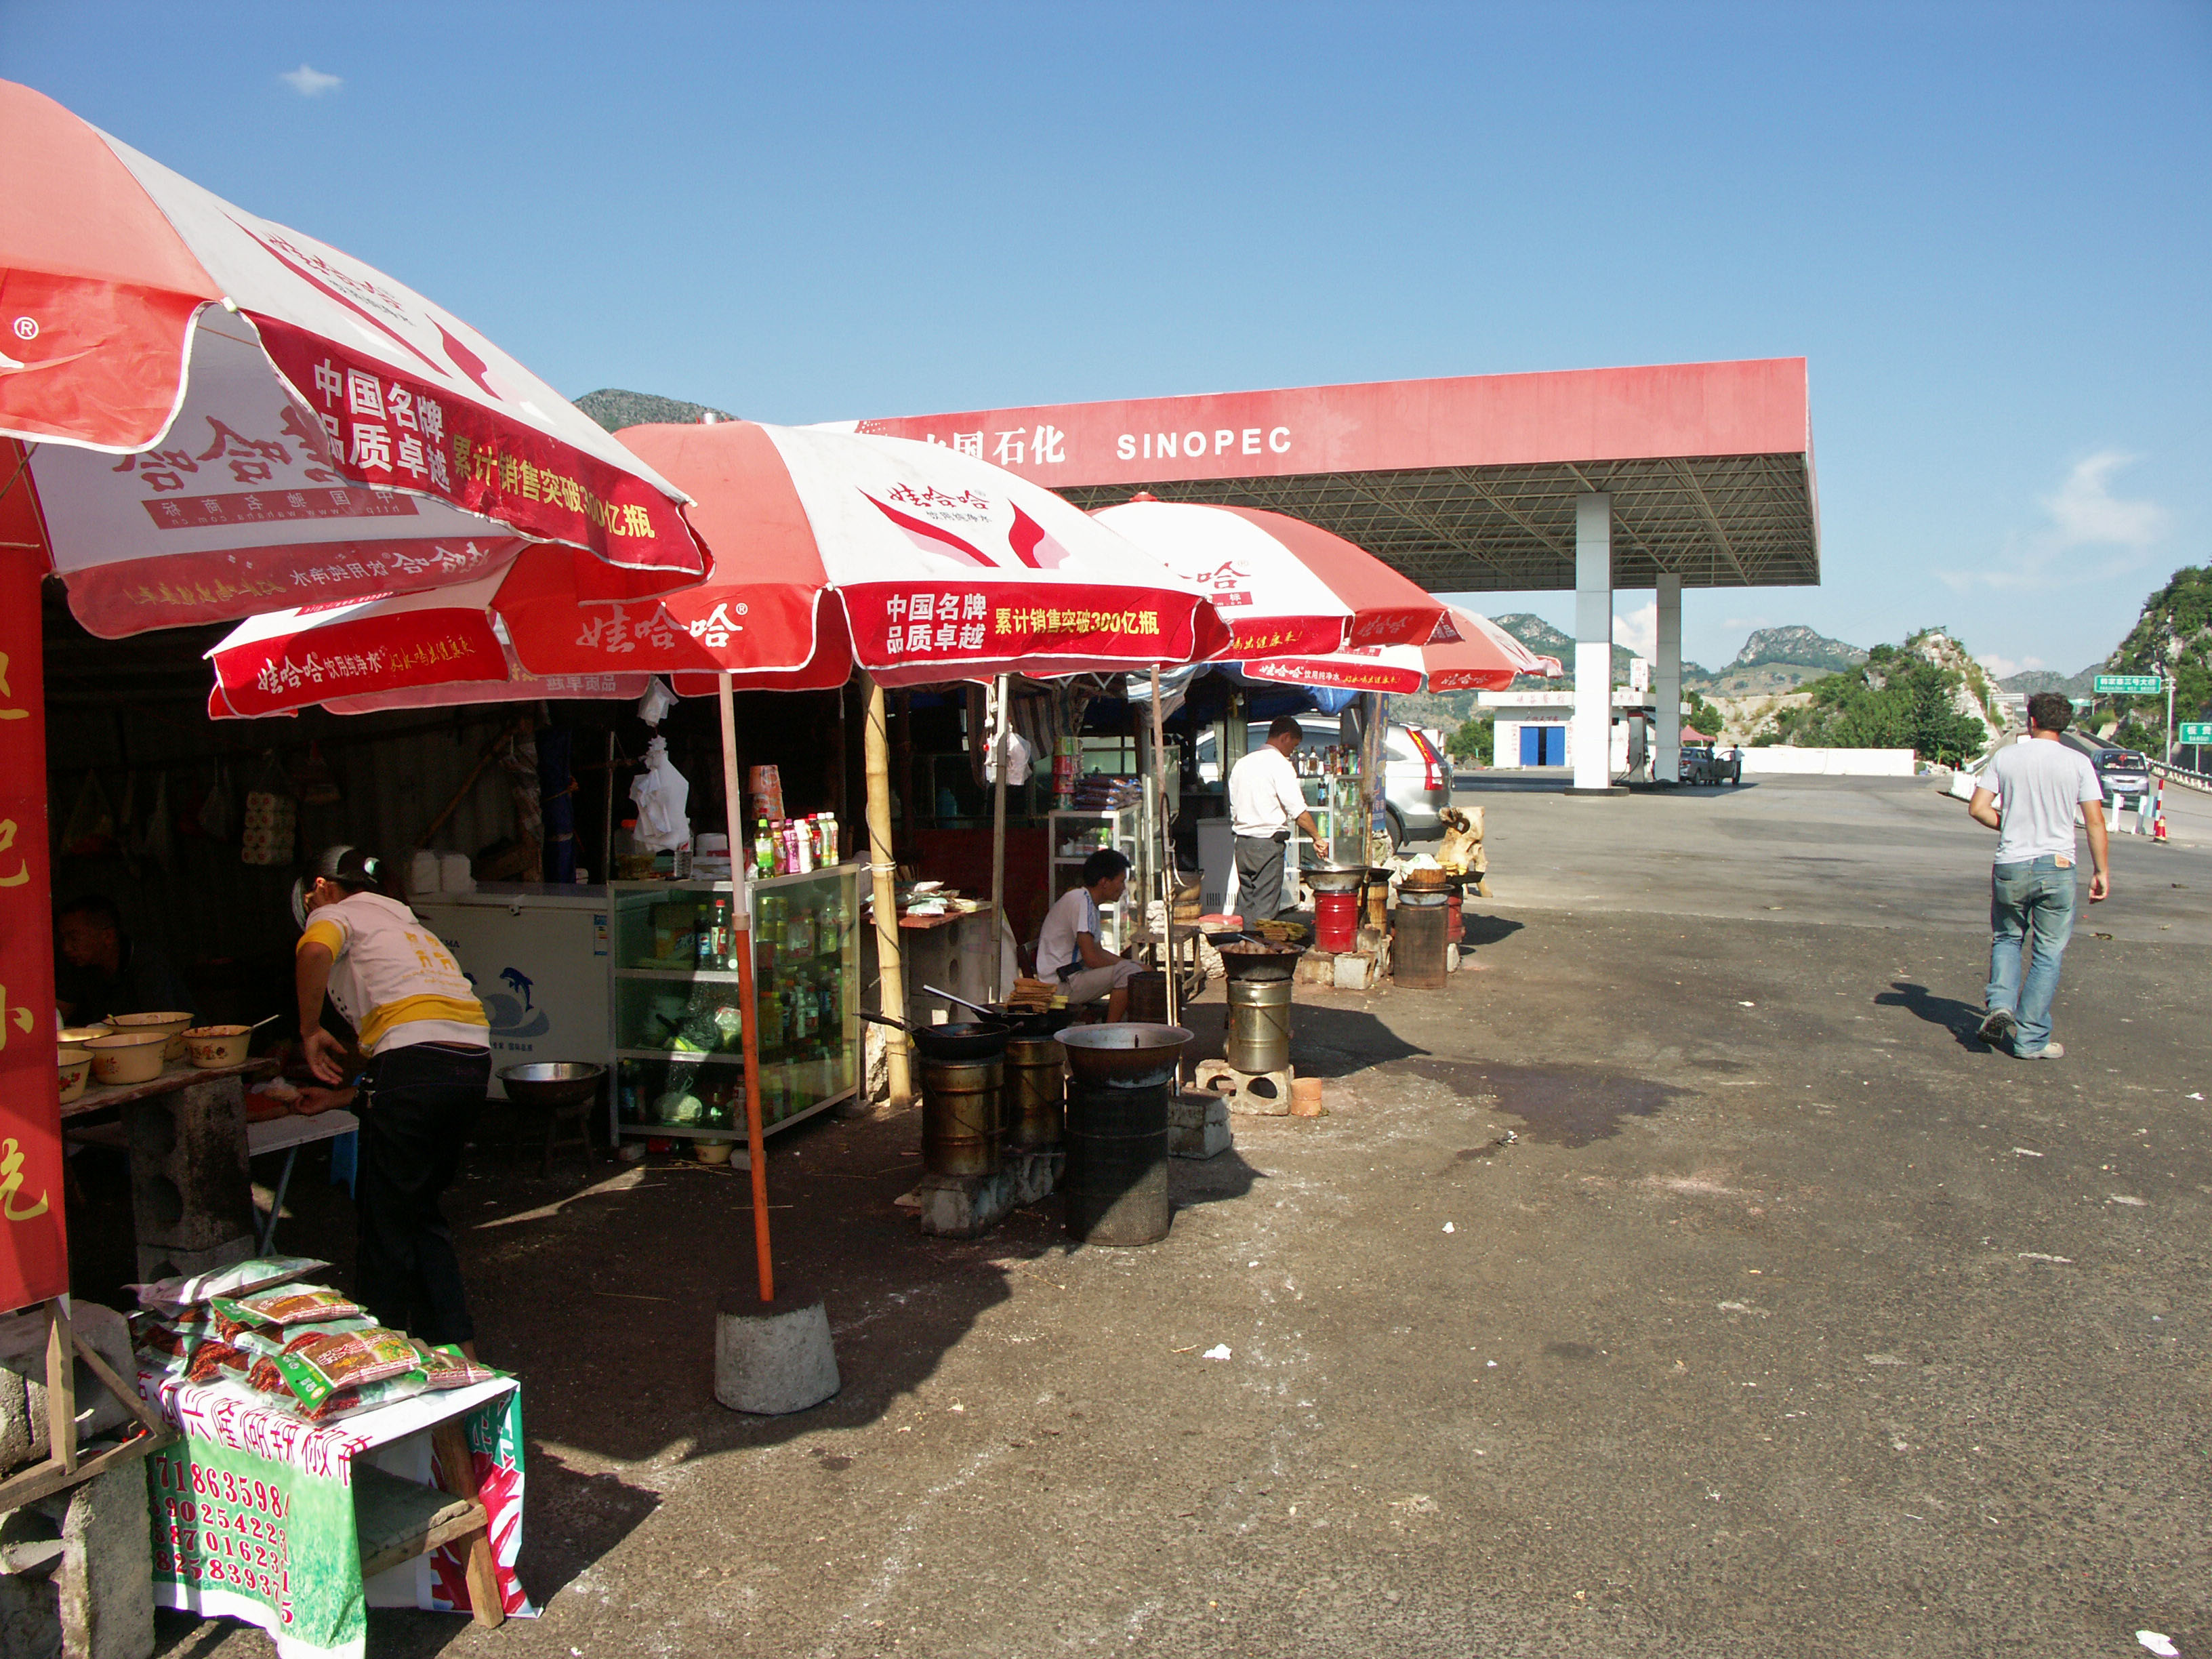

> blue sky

[{"left": 7, "top": 1, "right": 2207, "bottom": 676}]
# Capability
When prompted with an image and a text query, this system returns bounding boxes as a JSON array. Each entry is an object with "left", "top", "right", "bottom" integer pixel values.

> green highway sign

[
  {"left": 2094, "top": 674, "right": 2165, "bottom": 695},
  {"left": 2181, "top": 722, "right": 2212, "bottom": 746}
]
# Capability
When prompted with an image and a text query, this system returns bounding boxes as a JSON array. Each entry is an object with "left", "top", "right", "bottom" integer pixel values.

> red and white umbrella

[
  {"left": 0, "top": 79, "right": 705, "bottom": 638},
  {"left": 1088, "top": 497, "right": 1444, "bottom": 659},
  {"left": 1241, "top": 605, "right": 1561, "bottom": 694},
  {"left": 604, "top": 421, "right": 1227, "bottom": 687},
  {"left": 206, "top": 419, "right": 1226, "bottom": 714}
]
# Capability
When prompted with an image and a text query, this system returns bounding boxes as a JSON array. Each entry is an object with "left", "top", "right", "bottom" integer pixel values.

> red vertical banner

[{"left": 0, "top": 546, "right": 68, "bottom": 1311}]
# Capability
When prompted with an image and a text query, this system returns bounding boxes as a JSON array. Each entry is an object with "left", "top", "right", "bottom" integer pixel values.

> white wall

[{"left": 1738, "top": 747, "right": 1917, "bottom": 777}]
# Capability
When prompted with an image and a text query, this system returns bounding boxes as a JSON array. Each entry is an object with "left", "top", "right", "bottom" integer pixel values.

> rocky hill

[
  {"left": 2094, "top": 564, "right": 2211, "bottom": 748},
  {"left": 1996, "top": 665, "right": 2099, "bottom": 699},
  {"left": 575, "top": 388, "right": 736, "bottom": 434},
  {"left": 1729, "top": 626, "right": 1866, "bottom": 674}
]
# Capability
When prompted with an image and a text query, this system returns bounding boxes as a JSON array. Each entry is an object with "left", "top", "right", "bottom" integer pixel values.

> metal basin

[
  {"left": 1058, "top": 1023, "right": 1193, "bottom": 1088},
  {"left": 1303, "top": 865, "right": 1366, "bottom": 895},
  {"left": 499, "top": 1061, "right": 607, "bottom": 1111}
]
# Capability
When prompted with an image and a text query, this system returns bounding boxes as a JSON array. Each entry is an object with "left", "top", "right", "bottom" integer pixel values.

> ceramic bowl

[
  {"left": 59, "top": 1023, "right": 113, "bottom": 1046},
  {"left": 694, "top": 1140, "right": 734, "bottom": 1165},
  {"left": 58, "top": 1053, "right": 92, "bottom": 1103},
  {"left": 85, "top": 1029, "right": 169, "bottom": 1085},
  {"left": 109, "top": 1010, "right": 194, "bottom": 1061},
  {"left": 182, "top": 1025, "right": 252, "bottom": 1069}
]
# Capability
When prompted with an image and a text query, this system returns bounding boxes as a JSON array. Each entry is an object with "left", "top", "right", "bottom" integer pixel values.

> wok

[
  {"left": 1059, "top": 1022, "right": 1193, "bottom": 1087},
  {"left": 499, "top": 1061, "right": 606, "bottom": 1111},
  {"left": 857, "top": 1008, "right": 1010, "bottom": 1063},
  {"left": 924, "top": 983, "right": 1078, "bottom": 1039}
]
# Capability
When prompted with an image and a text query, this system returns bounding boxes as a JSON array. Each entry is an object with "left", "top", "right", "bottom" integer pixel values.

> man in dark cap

[{"left": 293, "top": 845, "right": 493, "bottom": 1355}]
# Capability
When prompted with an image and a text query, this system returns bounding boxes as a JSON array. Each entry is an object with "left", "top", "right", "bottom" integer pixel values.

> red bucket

[
  {"left": 1448, "top": 888, "right": 1463, "bottom": 946},
  {"left": 1315, "top": 890, "right": 1359, "bottom": 954}
]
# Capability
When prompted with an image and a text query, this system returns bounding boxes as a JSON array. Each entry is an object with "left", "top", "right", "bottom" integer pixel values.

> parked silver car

[{"left": 1197, "top": 718, "right": 1452, "bottom": 848}]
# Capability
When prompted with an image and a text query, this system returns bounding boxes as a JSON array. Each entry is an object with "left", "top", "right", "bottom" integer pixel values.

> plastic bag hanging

[{"left": 628, "top": 736, "right": 691, "bottom": 856}]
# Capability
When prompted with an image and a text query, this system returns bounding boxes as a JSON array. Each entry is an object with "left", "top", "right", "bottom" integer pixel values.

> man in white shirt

[
  {"left": 1967, "top": 693, "right": 2110, "bottom": 1059},
  {"left": 1228, "top": 716, "right": 1322, "bottom": 923},
  {"left": 1036, "top": 850, "right": 1139, "bottom": 1019}
]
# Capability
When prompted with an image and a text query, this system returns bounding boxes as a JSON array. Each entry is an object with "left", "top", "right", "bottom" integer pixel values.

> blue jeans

[{"left": 1984, "top": 857, "right": 2078, "bottom": 1053}]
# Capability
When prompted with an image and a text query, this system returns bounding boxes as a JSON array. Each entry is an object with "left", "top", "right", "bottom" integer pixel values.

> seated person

[
  {"left": 1036, "top": 850, "right": 1139, "bottom": 1020},
  {"left": 55, "top": 895, "right": 197, "bottom": 1025}
]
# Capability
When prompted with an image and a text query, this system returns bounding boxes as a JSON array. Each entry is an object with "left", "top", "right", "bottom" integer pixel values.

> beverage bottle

[
  {"left": 755, "top": 817, "right": 774, "bottom": 878},
  {"left": 796, "top": 818, "right": 815, "bottom": 875}
]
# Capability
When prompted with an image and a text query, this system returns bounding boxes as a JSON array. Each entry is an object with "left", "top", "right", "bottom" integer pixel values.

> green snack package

[{"left": 270, "top": 1327, "right": 422, "bottom": 1409}]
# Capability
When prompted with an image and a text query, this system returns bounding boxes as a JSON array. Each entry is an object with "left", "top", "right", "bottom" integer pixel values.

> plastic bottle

[{"left": 754, "top": 817, "right": 774, "bottom": 878}]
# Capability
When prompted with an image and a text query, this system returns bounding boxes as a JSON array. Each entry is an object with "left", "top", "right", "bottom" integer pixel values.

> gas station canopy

[{"left": 845, "top": 357, "right": 1818, "bottom": 593}]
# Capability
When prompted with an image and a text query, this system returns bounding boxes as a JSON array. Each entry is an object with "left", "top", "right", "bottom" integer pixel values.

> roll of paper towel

[{"left": 438, "top": 852, "right": 474, "bottom": 894}]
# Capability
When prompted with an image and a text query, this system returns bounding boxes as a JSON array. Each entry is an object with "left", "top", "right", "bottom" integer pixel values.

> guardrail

[{"left": 2151, "top": 760, "right": 2211, "bottom": 794}]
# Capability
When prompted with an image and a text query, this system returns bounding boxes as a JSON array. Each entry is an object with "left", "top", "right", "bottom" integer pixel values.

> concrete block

[
  {"left": 1446, "top": 943, "right": 1462, "bottom": 972},
  {"left": 0, "top": 1306, "right": 140, "bottom": 1475},
  {"left": 130, "top": 1237, "right": 251, "bottom": 1294},
  {"left": 1293, "top": 952, "right": 1336, "bottom": 989},
  {"left": 1167, "top": 1092, "right": 1233, "bottom": 1160},
  {"left": 913, "top": 1151, "right": 1062, "bottom": 1239},
  {"left": 1332, "top": 952, "right": 1376, "bottom": 991},
  {"left": 54, "top": 1465, "right": 152, "bottom": 1659},
  {"left": 714, "top": 1288, "right": 840, "bottom": 1416},
  {"left": 0, "top": 1507, "right": 64, "bottom": 1659},
  {"left": 123, "top": 1078, "right": 253, "bottom": 1263},
  {"left": 1194, "top": 1059, "right": 1294, "bottom": 1117}
]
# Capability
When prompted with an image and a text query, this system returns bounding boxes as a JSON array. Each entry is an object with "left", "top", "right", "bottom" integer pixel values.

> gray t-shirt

[{"left": 1982, "top": 739, "right": 2103, "bottom": 865}]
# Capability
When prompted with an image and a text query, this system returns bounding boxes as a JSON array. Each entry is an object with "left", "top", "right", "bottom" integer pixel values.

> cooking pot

[{"left": 857, "top": 1009, "right": 1010, "bottom": 1063}]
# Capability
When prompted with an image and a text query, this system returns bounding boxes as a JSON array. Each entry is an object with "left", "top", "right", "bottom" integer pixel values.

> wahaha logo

[
  {"left": 231, "top": 217, "right": 504, "bottom": 400},
  {"left": 862, "top": 489, "right": 1069, "bottom": 571}
]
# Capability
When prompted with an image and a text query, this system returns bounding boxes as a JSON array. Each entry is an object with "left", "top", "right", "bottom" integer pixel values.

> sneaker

[
  {"left": 2014, "top": 1040, "right": 2065, "bottom": 1060},
  {"left": 1975, "top": 1007, "right": 2017, "bottom": 1045}
]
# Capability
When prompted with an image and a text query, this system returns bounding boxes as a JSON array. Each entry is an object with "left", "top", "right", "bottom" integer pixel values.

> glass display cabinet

[
  {"left": 1047, "top": 783, "right": 1153, "bottom": 954},
  {"left": 608, "top": 862, "right": 861, "bottom": 1163}
]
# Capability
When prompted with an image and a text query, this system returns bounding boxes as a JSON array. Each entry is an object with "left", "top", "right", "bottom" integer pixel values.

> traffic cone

[{"left": 2152, "top": 779, "right": 2168, "bottom": 842}]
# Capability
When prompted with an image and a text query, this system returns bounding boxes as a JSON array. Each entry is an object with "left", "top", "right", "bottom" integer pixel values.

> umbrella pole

[
  {"left": 1150, "top": 668, "right": 1178, "bottom": 1048},
  {"left": 863, "top": 674, "right": 912, "bottom": 1106},
  {"left": 989, "top": 674, "right": 1008, "bottom": 1003},
  {"left": 718, "top": 672, "right": 773, "bottom": 1303}
]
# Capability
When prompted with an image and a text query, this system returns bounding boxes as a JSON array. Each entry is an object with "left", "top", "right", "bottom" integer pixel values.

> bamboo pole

[
  {"left": 863, "top": 674, "right": 912, "bottom": 1105},
  {"left": 988, "top": 674, "right": 1009, "bottom": 1003},
  {"left": 718, "top": 672, "right": 773, "bottom": 1302},
  {"left": 1150, "top": 668, "right": 1178, "bottom": 1045}
]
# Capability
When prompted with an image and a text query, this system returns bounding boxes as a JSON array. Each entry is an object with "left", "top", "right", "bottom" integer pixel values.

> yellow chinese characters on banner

[{"left": 0, "top": 561, "right": 68, "bottom": 1307}]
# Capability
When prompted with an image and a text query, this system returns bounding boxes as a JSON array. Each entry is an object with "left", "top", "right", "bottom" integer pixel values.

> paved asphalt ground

[{"left": 152, "top": 775, "right": 2209, "bottom": 1658}]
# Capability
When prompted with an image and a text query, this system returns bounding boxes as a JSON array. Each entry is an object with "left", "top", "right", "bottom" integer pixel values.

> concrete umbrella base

[{"left": 714, "top": 1287, "right": 840, "bottom": 1416}]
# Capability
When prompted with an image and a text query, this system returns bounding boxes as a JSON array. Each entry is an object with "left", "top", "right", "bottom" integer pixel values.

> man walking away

[
  {"left": 293, "top": 845, "right": 492, "bottom": 1353},
  {"left": 1968, "top": 693, "right": 2110, "bottom": 1059},
  {"left": 1229, "top": 716, "right": 1322, "bottom": 924}
]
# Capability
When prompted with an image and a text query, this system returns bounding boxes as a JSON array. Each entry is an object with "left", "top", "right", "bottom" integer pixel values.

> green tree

[
  {"left": 1681, "top": 687, "right": 1722, "bottom": 739},
  {"left": 1446, "top": 714, "right": 1493, "bottom": 766},
  {"left": 2097, "top": 566, "right": 2210, "bottom": 756},
  {"left": 1765, "top": 636, "right": 1990, "bottom": 766}
]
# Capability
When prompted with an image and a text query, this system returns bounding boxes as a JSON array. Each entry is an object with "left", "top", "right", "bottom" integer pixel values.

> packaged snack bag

[
  {"left": 270, "top": 1328, "right": 422, "bottom": 1409},
  {"left": 185, "top": 1340, "right": 247, "bottom": 1385},
  {"left": 300, "top": 1372, "right": 430, "bottom": 1423},
  {"left": 410, "top": 1341, "right": 497, "bottom": 1391},
  {"left": 230, "top": 1317, "right": 374, "bottom": 1362},
  {"left": 131, "top": 1256, "right": 330, "bottom": 1315},
  {"left": 209, "top": 1287, "right": 367, "bottom": 1330}
]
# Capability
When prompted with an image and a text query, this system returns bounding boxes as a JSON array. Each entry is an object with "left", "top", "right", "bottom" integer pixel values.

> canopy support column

[
  {"left": 1654, "top": 573, "right": 1682, "bottom": 785},
  {"left": 863, "top": 675, "right": 911, "bottom": 1106},
  {"left": 1570, "top": 493, "right": 1619, "bottom": 794}
]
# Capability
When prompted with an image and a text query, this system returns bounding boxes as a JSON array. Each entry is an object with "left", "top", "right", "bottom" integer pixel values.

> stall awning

[{"left": 834, "top": 356, "right": 1819, "bottom": 593}]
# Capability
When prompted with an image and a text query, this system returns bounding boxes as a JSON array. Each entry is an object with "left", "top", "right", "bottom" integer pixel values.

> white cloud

[
  {"left": 1937, "top": 451, "right": 2165, "bottom": 593},
  {"left": 280, "top": 64, "right": 342, "bottom": 96},
  {"left": 1614, "top": 598, "right": 1656, "bottom": 661},
  {"left": 2041, "top": 451, "right": 2164, "bottom": 548},
  {"left": 1976, "top": 653, "right": 2044, "bottom": 680}
]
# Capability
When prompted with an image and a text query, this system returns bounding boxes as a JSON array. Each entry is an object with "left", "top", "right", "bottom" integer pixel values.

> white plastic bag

[{"left": 628, "top": 737, "right": 691, "bottom": 855}]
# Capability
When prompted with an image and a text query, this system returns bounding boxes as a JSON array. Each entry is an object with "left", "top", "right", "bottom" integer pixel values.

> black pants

[
  {"left": 1235, "top": 834, "right": 1290, "bottom": 923},
  {"left": 356, "top": 1042, "right": 489, "bottom": 1345}
]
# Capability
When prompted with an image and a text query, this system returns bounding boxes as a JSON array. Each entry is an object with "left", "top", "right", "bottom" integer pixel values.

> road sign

[
  {"left": 2094, "top": 674, "right": 2165, "bottom": 695},
  {"left": 2180, "top": 722, "right": 2212, "bottom": 746}
]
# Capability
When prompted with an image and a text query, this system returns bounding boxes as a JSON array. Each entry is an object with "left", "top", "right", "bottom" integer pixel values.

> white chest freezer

[{"left": 413, "top": 884, "right": 611, "bottom": 1098}]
